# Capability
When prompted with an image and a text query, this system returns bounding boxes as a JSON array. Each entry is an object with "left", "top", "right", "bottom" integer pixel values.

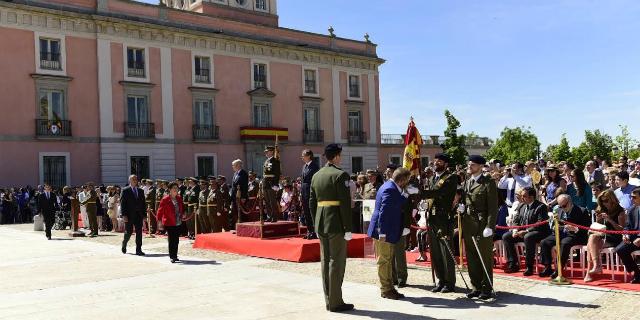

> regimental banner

[{"left": 240, "top": 127, "right": 289, "bottom": 141}]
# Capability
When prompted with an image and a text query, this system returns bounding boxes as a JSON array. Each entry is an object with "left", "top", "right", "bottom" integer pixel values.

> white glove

[
  {"left": 457, "top": 204, "right": 465, "bottom": 214},
  {"left": 344, "top": 232, "right": 353, "bottom": 241},
  {"left": 272, "top": 186, "right": 280, "bottom": 191},
  {"left": 402, "top": 228, "right": 410, "bottom": 236},
  {"left": 217, "top": 212, "right": 221, "bottom": 217},
  {"left": 406, "top": 186, "right": 419, "bottom": 195},
  {"left": 482, "top": 227, "right": 493, "bottom": 238}
]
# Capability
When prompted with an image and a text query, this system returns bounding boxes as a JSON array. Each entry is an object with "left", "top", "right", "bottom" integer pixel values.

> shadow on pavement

[
  {"left": 347, "top": 309, "right": 446, "bottom": 320},
  {"left": 177, "top": 260, "right": 220, "bottom": 266},
  {"left": 50, "top": 238, "right": 74, "bottom": 241},
  {"left": 141, "top": 253, "right": 169, "bottom": 258},
  {"left": 404, "top": 291, "right": 600, "bottom": 310}
]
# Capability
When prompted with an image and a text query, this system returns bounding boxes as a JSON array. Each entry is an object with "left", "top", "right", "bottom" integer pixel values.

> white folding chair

[
  {"left": 600, "top": 247, "right": 618, "bottom": 281},
  {"left": 568, "top": 245, "right": 586, "bottom": 278}
]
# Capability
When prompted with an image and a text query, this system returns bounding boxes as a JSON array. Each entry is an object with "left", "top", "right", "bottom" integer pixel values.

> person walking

[
  {"left": 156, "top": 182, "right": 185, "bottom": 263},
  {"left": 120, "top": 175, "right": 147, "bottom": 256},
  {"left": 38, "top": 183, "right": 58, "bottom": 240},
  {"left": 309, "top": 144, "right": 354, "bottom": 313}
]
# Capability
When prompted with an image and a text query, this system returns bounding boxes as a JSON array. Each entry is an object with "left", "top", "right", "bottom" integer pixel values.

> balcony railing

[
  {"left": 125, "top": 122, "right": 155, "bottom": 139},
  {"left": 193, "top": 125, "right": 219, "bottom": 141},
  {"left": 380, "top": 134, "right": 491, "bottom": 147},
  {"left": 127, "top": 63, "right": 145, "bottom": 78},
  {"left": 195, "top": 71, "right": 210, "bottom": 83},
  {"left": 40, "top": 52, "right": 61, "bottom": 70},
  {"left": 36, "top": 119, "right": 71, "bottom": 137},
  {"left": 303, "top": 129, "right": 324, "bottom": 143},
  {"left": 347, "top": 131, "right": 366, "bottom": 144},
  {"left": 304, "top": 80, "right": 317, "bottom": 94}
]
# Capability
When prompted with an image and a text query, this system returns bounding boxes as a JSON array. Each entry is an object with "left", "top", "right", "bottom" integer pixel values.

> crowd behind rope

[{"left": 2, "top": 155, "right": 640, "bottom": 283}]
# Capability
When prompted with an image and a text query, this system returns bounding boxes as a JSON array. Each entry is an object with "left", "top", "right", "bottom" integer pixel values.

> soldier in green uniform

[
  {"left": 463, "top": 155, "right": 498, "bottom": 300},
  {"left": 309, "top": 144, "right": 354, "bottom": 313},
  {"left": 207, "top": 178, "right": 225, "bottom": 233},
  {"left": 143, "top": 179, "right": 156, "bottom": 237},
  {"left": 262, "top": 146, "right": 281, "bottom": 222},
  {"left": 150, "top": 179, "right": 165, "bottom": 235},
  {"left": 184, "top": 178, "right": 199, "bottom": 240},
  {"left": 81, "top": 182, "right": 99, "bottom": 237},
  {"left": 217, "top": 175, "right": 230, "bottom": 229},
  {"left": 419, "top": 153, "right": 459, "bottom": 293},
  {"left": 198, "top": 178, "right": 211, "bottom": 233},
  {"left": 362, "top": 169, "right": 381, "bottom": 200}
]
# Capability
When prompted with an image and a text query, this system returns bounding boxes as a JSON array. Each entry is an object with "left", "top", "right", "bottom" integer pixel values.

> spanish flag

[{"left": 403, "top": 119, "right": 423, "bottom": 176}]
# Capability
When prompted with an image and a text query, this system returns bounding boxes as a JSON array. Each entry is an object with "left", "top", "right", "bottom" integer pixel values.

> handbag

[{"left": 589, "top": 222, "right": 606, "bottom": 237}]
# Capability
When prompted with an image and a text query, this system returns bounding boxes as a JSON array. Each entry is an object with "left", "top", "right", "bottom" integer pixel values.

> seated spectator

[
  {"left": 502, "top": 187, "right": 549, "bottom": 276},
  {"left": 584, "top": 190, "right": 627, "bottom": 282},
  {"left": 615, "top": 171, "right": 637, "bottom": 211},
  {"left": 538, "top": 194, "right": 591, "bottom": 278},
  {"left": 541, "top": 166, "right": 566, "bottom": 208},
  {"left": 615, "top": 187, "right": 640, "bottom": 284}
]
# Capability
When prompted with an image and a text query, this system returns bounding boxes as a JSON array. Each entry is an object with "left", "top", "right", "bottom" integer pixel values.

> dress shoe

[
  {"left": 466, "top": 291, "right": 481, "bottom": 299},
  {"left": 381, "top": 291, "right": 403, "bottom": 300},
  {"left": 440, "top": 286, "right": 455, "bottom": 294},
  {"left": 538, "top": 268, "right": 553, "bottom": 278},
  {"left": 479, "top": 292, "right": 495, "bottom": 300},
  {"left": 392, "top": 290, "right": 405, "bottom": 298},
  {"left": 523, "top": 268, "right": 534, "bottom": 276},
  {"left": 136, "top": 251, "right": 146, "bottom": 256},
  {"left": 504, "top": 265, "right": 520, "bottom": 273},
  {"left": 329, "top": 303, "right": 354, "bottom": 312},
  {"left": 174, "top": 257, "right": 180, "bottom": 261},
  {"left": 121, "top": 245, "right": 126, "bottom": 254},
  {"left": 308, "top": 234, "right": 318, "bottom": 240},
  {"left": 170, "top": 259, "right": 176, "bottom": 263},
  {"left": 631, "top": 275, "right": 640, "bottom": 284},
  {"left": 431, "top": 284, "right": 445, "bottom": 293},
  {"left": 550, "top": 271, "right": 559, "bottom": 279}
]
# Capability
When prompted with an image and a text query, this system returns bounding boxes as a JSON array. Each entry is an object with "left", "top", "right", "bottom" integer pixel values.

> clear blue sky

[{"left": 137, "top": 0, "right": 640, "bottom": 148}]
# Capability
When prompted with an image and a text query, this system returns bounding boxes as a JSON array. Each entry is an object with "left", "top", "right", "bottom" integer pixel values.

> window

[
  {"left": 421, "top": 157, "right": 430, "bottom": 171},
  {"left": 197, "top": 156, "right": 216, "bottom": 177},
  {"left": 253, "top": 63, "right": 267, "bottom": 88},
  {"left": 348, "top": 111, "right": 361, "bottom": 132},
  {"left": 303, "top": 106, "right": 319, "bottom": 132},
  {"left": 253, "top": 103, "right": 271, "bottom": 127},
  {"left": 304, "top": 69, "right": 318, "bottom": 94},
  {"left": 390, "top": 156, "right": 401, "bottom": 166},
  {"left": 194, "top": 99, "right": 214, "bottom": 126},
  {"left": 348, "top": 75, "right": 360, "bottom": 98},
  {"left": 43, "top": 156, "right": 67, "bottom": 187},
  {"left": 127, "top": 48, "right": 145, "bottom": 78},
  {"left": 39, "top": 38, "right": 61, "bottom": 70},
  {"left": 39, "top": 90, "right": 65, "bottom": 121},
  {"left": 130, "top": 156, "right": 150, "bottom": 180},
  {"left": 352, "top": 156, "right": 363, "bottom": 174},
  {"left": 255, "top": 0, "right": 267, "bottom": 10},
  {"left": 194, "top": 56, "right": 211, "bottom": 84},
  {"left": 127, "top": 96, "right": 149, "bottom": 124}
]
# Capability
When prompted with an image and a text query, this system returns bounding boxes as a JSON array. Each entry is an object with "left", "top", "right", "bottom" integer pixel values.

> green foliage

[
  {"left": 569, "top": 129, "right": 613, "bottom": 166},
  {"left": 442, "top": 110, "right": 468, "bottom": 167},
  {"left": 612, "top": 125, "right": 639, "bottom": 159},
  {"left": 548, "top": 134, "right": 572, "bottom": 162},
  {"left": 484, "top": 126, "right": 540, "bottom": 163}
]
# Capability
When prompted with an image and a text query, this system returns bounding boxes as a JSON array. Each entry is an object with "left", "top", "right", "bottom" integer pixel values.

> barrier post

[{"left": 549, "top": 211, "right": 572, "bottom": 285}]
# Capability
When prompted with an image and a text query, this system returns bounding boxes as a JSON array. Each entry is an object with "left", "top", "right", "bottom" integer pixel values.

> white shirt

[{"left": 498, "top": 174, "right": 532, "bottom": 206}]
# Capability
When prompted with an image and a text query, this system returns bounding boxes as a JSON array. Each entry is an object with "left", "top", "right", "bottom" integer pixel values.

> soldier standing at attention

[
  {"left": 463, "top": 155, "right": 498, "bottom": 300},
  {"left": 207, "top": 178, "right": 225, "bottom": 233},
  {"left": 362, "top": 169, "right": 382, "bottom": 200},
  {"left": 310, "top": 144, "right": 354, "bottom": 313},
  {"left": 262, "top": 146, "right": 281, "bottom": 222},
  {"left": 420, "top": 153, "right": 458, "bottom": 293},
  {"left": 81, "top": 183, "right": 99, "bottom": 237},
  {"left": 144, "top": 179, "right": 156, "bottom": 236},
  {"left": 198, "top": 179, "right": 211, "bottom": 234},
  {"left": 184, "top": 178, "right": 199, "bottom": 240}
]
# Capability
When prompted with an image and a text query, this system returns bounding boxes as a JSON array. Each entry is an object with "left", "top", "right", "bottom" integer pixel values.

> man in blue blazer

[{"left": 367, "top": 167, "right": 411, "bottom": 300}]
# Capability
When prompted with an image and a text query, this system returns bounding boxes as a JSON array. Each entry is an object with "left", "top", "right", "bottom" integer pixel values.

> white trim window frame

[
  {"left": 302, "top": 66, "right": 319, "bottom": 96},
  {"left": 347, "top": 73, "right": 362, "bottom": 100},
  {"left": 34, "top": 32, "right": 66, "bottom": 76},
  {"left": 255, "top": 0, "right": 269, "bottom": 12},
  {"left": 39, "top": 152, "right": 71, "bottom": 187},
  {"left": 389, "top": 154, "right": 402, "bottom": 166},
  {"left": 251, "top": 59, "right": 270, "bottom": 90},
  {"left": 123, "top": 44, "right": 150, "bottom": 83},
  {"left": 252, "top": 102, "right": 271, "bottom": 127},
  {"left": 192, "top": 52, "right": 215, "bottom": 88},
  {"left": 194, "top": 153, "right": 218, "bottom": 177},
  {"left": 126, "top": 151, "right": 154, "bottom": 179}
]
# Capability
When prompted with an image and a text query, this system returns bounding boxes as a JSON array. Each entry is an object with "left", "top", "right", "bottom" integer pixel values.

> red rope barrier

[
  {"left": 561, "top": 220, "right": 640, "bottom": 235},
  {"left": 495, "top": 220, "right": 550, "bottom": 230}
]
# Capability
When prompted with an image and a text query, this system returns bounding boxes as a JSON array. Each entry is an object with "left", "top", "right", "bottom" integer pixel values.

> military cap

[
  {"left": 324, "top": 143, "right": 342, "bottom": 154},
  {"left": 207, "top": 175, "right": 217, "bottom": 181},
  {"left": 248, "top": 171, "right": 256, "bottom": 176},
  {"left": 217, "top": 175, "right": 226, "bottom": 180},
  {"left": 264, "top": 146, "right": 275, "bottom": 152},
  {"left": 176, "top": 177, "right": 184, "bottom": 182},
  {"left": 386, "top": 163, "right": 399, "bottom": 170},
  {"left": 366, "top": 169, "right": 377, "bottom": 175},
  {"left": 434, "top": 153, "right": 451, "bottom": 163},
  {"left": 468, "top": 155, "right": 487, "bottom": 165},
  {"left": 199, "top": 178, "right": 208, "bottom": 184}
]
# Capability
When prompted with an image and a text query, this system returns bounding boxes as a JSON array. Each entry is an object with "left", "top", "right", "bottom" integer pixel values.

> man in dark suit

[
  {"left": 120, "top": 175, "right": 147, "bottom": 256},
  {"left": 367, "top": 167, "right": 411, "bottom": 300},
  {"left": 230, "top": 159, "right": 249, "bottom": 229},
  {"left": 585, "top": 160, "right": 605, "bottom": 186},
  {"left": 38, "top": 183, "right": 58, "bottom": 240},
  {"left": 301, "top": 149, "right": 320, "bottom": 239},
  {"left": 501, "top": 187, "right": 549, "bottom": 275}
]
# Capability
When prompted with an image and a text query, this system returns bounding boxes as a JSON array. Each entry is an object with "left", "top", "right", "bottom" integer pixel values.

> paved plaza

[{"left": 0, "top": 225, "right": 636, "bottom": 320}]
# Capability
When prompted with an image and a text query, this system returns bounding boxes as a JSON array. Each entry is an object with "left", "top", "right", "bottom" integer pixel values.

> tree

[
  {"left": 570, "top": 129, "right": 613, "bottom": 166},
  {"left": 549, "top": 134, "right": 572, "bottom": 162},
  {"left": 484, "top": 126, "right": 540, "bottom": 164},
  {"left": 442, "top": 110, "right": 468, "bottom": 167},
  {"left": 613, "top": 125, "right": 639, "bottom": 159}
]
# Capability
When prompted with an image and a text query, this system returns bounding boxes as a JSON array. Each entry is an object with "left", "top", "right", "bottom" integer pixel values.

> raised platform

[
  {"left": 236, "top": 221, "right": 299, "bottom": 238},
  {"left": 193, "top": 232, "right": 366, "bottom": 263}
]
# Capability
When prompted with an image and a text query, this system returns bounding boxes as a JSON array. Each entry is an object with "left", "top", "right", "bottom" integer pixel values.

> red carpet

[
  {"left": 193, "top": 232, "right": 366, "bottom": 263},
  {"left": 404, "top": 251, "right": 640, "bottom": 292}
]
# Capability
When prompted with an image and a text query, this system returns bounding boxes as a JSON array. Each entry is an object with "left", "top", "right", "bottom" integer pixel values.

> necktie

[
  {"left": 133, "top": 188, "right": 137, "bottom": 198},
  {"left": 46, "top": 192, "right": 49, "bottom": 199}
]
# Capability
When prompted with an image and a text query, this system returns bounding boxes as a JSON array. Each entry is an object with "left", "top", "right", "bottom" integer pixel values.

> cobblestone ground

[{"left": 2, "top": 224, "right": 639, "bottom": 320}]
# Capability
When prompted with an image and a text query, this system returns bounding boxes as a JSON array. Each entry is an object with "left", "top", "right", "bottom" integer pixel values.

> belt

[
  {"left": 207, "top": 204, "right": 218, "bottom": 207},
  {"left": 318, "top": 201, "right": 340, "bottom": 207},
  {"left": 188, "top": 204, "right": 197, "bottom": 207},
  {"left": 248, "top": 197, "right": 257, "bottom": 200},
  {"left": 264, "top": 175, "right": 276, "bottom": 178}
]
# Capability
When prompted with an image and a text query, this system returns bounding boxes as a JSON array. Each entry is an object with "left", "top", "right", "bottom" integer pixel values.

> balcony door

[
  {"left": 43, "top": 156, "right": 67, "bottom": 188},
  {"left": 127, "top": 96, "right": 148, "bottom": 125},
  {"left": 39, "top": 90, "right": 65, "bottom": 121},
  {"left": 130, "top": 156, "right": 150, "bottom": 180},
  {"left": 194, "top": 99, "right": 213, "bottom": 127}
]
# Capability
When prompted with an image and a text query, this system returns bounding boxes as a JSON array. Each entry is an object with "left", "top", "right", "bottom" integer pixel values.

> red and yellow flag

[{"left": 403, "top": 119, "right": 423, "bottom": 176}]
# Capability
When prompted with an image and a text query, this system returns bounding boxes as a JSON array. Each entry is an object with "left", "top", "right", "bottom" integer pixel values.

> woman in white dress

[{"left": 107, "top": 186, "right": 119, "bottom": 232}]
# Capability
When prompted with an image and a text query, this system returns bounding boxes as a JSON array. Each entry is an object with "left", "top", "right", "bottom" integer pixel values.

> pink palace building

[{"left": 0, "top": 0, "right": 490, "bottom": 187}]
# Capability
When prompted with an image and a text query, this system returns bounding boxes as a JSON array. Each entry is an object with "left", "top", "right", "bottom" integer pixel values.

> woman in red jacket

[{"left": 156, "top": 182, "right": 185, "bottom": 263}]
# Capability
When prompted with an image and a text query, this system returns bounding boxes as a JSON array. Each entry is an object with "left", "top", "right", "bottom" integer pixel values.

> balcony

[
  {"left": 303, "top": 129, "right": 324, "bottom": 143},
  {"left": 195, "top": 71, "right": 210, "bottom": 84},
  {"left": 124, "top": 122, "right": 155, "bottom": 139},
  {"left": 347, "top": 131, "right": 366, "bottom": 144},
  {"left": 193, "top": 125, "right": 219, "bottom": 141},
  {"left": 36, "top": 119, "right": 71, "bottom": 138},
  {"left": 127, "top": 63, "right": 145, "bottom": 78},
  {"left": 40, "top": 52, "right": 61, "bottom": 70}
]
